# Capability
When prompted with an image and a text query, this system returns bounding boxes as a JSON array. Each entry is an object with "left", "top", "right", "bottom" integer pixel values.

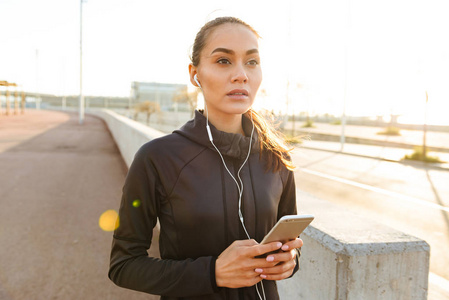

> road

[{"left": 291, "top": 147, "right": 449, "bottom": 296}]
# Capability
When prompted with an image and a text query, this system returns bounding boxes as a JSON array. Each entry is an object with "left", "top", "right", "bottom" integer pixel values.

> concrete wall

[
  {"left": 89, "top": 109, "right": 164, "bottom": 168},
  {"left": 92, "top": 109, "right": 430, "bottom": 300},
  {"left": 278, "top": 191, "right": 429, "bottom": 300}
]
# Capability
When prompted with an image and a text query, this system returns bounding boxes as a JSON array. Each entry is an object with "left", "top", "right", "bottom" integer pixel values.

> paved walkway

[{"left": 0, "top": 110, "right": 158, "bottom": 300}]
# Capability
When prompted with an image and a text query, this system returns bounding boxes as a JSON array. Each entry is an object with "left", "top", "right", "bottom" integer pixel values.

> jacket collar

[{"left": 174, "top": 110, "right": 259, "bottom": 159}]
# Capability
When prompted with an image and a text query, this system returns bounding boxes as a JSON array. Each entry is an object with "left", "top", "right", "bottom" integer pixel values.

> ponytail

[{"left": 245, "top": 109, "right": 295, "bottom": 172}]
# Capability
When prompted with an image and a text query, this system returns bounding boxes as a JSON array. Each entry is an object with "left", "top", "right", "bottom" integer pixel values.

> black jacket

[{"left": 109, "top": 111, "right": 298, "bottom": 299}]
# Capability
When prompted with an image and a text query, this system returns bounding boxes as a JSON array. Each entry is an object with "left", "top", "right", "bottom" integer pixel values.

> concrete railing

[
  {"left": 278, "top": 192, "right": 429, "bottom": 299},
  {"left": 89, "top": 109, "right": 164, "bottom": 168},
  {"left": 92, "top": 109, "right": 430, "bottom": 300}
]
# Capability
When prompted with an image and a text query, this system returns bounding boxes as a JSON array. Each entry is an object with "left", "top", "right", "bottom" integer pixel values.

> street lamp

[
  {"left": 422, "top": 91, "right": 428, "bottom": 159},
  {"left": 79, "top": 0, "right": 87, "bottom": 125},
  {"left": 340, "top": 0, "right": 352, "bottom": 152}
]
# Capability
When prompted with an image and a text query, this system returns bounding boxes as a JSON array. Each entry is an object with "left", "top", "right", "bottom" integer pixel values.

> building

[{"left": 130, "top": 81, "right": 189, "bottom": 111}]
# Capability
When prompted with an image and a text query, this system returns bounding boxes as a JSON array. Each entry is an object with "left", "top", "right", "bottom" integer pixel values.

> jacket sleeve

[
  {"left": 277, "top": 169, "right": 301, "bottom": 278},
  {"left": 277, "top": 169, "right": 297, "bottom": 219},
  {"left": 108, "top": 145, "right": 218, "bottom": 297}
]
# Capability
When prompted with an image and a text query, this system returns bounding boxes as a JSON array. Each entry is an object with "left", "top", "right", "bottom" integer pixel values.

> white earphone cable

[
  {"left": 198, "top": 77, "right": 265, "bottom": 300},
  {"left": 205, "top": 104, "right": 254, "bottom": 238},
  {"left": 206, "top": 107, "right": 265, "bottom": 300}
]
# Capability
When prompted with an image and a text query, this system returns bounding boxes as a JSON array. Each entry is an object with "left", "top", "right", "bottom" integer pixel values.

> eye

[
  {"left": 247, "top": 59, "right": 260, "bottom": 66},
  {"left": 217, "top": 58, "right": 231, "bottom": 65}
]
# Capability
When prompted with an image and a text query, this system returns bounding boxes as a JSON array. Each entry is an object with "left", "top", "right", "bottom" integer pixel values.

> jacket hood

[{"left": 174, "top": 110, "right": 259, "bottom": 160}]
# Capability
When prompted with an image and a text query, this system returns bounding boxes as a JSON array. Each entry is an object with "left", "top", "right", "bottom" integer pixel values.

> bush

[
  {"left": 377, "top": 126, "right": 401, "bottom": 136},
  {"left": 284, "top": 134, "right": 303, "bottom": 145},
  {"left": 301, "top": 120, "right": 315, "bottom": 128},
  {"left": 330, "top": 120, "right": 341, "bottom": 125},
  {"left": 402, "top": 146, "right": 444, "bottom": 163}
]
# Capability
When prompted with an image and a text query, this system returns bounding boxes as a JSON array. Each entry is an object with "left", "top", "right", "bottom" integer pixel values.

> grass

[
  {"left": 402, "top": 146, "right": 445, "bottom": 163},
  {"left": 377, "top": 126, "right": 401, "bottom": 136}
]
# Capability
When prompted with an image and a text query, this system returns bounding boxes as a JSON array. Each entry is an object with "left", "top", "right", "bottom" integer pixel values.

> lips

[{"left": 227, "top": 89, "right": 249, "bottom": 96}]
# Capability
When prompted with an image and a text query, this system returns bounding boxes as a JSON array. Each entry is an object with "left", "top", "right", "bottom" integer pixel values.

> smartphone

[{"left": 261, "top": 214, "right": 314, "bottom": 244}]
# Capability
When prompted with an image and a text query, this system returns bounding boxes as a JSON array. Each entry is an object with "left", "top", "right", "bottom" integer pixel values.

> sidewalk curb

[
  {"left": 297, "top": 131, "right": 449, "bottom": 153},
  {"left": 300, "top": 145, "right": 449, "bottom": 172}
]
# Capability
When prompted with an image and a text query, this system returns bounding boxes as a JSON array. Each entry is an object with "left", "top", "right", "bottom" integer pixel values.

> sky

[{"left": 1, "top": 0, "right": 448, "bottom": 125}]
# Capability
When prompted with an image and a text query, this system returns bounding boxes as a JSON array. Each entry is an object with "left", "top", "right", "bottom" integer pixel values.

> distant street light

[
  {"left": 422, "top": 91, "right": 429, "bottom": 159},
  {"left": 340, "top": 35, "right": 348, "bottom": 151},
  {"left": 79, "top": 0, "right": 86, "bottom": 125},
  {"left": 340, "top": 0, "right": 352, "bottom": 152},
  {"left": 35, "top": 49, "right": 40, "bottom": 110}
]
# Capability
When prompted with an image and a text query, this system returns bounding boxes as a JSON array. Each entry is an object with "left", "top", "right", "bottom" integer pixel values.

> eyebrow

[{"left": 210, "top": 48, "right": 259, "bottom": 56}]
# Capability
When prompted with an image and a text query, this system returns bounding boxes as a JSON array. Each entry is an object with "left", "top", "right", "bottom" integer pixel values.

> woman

[{"left": 109, "top": 17, "right": 303, "bottom": 300}]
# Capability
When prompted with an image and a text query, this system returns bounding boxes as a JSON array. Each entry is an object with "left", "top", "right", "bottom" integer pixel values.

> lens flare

[
  {"left": 99, "top": 210, "right": 119, "bottom": 231},
  {"left": 132, "top": 199, "right": 141, "bottom": 208}
]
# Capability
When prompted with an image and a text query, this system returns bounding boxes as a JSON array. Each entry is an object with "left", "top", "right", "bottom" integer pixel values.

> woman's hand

[
  {"left": 215, "top": 239, "right": 283, "bottom": 288},
  {"left": 255, "top": 238, "right": 303, "bottom": 281}
]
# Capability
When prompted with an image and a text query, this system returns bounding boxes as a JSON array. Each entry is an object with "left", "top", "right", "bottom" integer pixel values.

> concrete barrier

[
  {"left": 92, "top": 109, "right": 430, "bottom": 300},
  {"left": 89, "top": 109, "right": 164, "bottom": 168},
  {"left": 278, "top": 191, "right": 430, "bottom": 299}
]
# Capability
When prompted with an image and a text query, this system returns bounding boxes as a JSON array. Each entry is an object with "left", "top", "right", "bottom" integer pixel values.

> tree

[
  {"left": 173, "top": 87, "right": 200, "bottom": 118},
  {"left": 133, "top": 101, "right": 160, "bottom": 125}
]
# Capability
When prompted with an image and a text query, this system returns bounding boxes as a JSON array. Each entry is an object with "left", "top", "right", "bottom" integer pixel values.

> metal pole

[
  {"left": 422, "top": 91, "right": 428, "bottom": 159},
  {"left": 61, "top": 57, "right": 66, "bottom": 111},
  {"left": 79, "top": 0, "right": 85, "bottom": 125},
  {"left": 21, "top": 90, "right": 25, "bottom": 114},
  {"left": 340, "top": 47, "right": 348, "bottom": 151},
  {"left": 5, "top": 88, "right": 10, "bottom": 115},
  {"left": 340, "top": 0, "right": 351, "bottom": 152},
  {"left": 287, "top": 0, "right": 294, "bottom": 136},
  {"left": 35, "top": 49, "right": 40, "bottom": 110},
  {"left": 14, "top": 88, "right": 19, "bottom": 115}
]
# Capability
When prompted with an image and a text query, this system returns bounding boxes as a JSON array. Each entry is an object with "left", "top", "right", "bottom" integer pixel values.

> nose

[{"left": 231, "top": 65, "right": 248, "bottom": 83}]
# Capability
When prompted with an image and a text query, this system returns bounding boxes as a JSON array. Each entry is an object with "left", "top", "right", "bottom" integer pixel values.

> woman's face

[{"left": 190, "top": 23, "right": 262, "bottom": 118}]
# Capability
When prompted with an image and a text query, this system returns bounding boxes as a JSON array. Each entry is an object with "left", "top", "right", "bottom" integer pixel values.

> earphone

[
  {"left": 194, "top": 75, "right": 214, "bottom": 142},
  {"left": 194, "top": 74, "right": 201, "bottom": 88},
  {"left": 194, "top": 74, "right": 266, "bottom": 300}
]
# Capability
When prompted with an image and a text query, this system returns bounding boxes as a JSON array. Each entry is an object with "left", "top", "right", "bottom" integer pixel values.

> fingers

[
  {"left": 232, "top": 270, "right": 264, "bottom": 288},
  {"left": 280, "top": 238, "right": 303, "bottom": 252},
  {"left": 215, "top": 239, "right": 282, "bottom": 288},
  {"left": 254, "top": 249, "right": 298, "bottom": 280},
  {"left": 265, "top": 249, "right": 297, "bottom": 264},
  {"left": 233, "top": 239, "right": 295, "bottom": 258},
  {"left": 235, "top": 239, "right": 259, "bottom": 247},
  {"left": 258, "top": 259, "right": 297, "bottom": 280},
  {"left": 244, "top": 241, "right": 283, "bottom": 258},
  {"left": 215, "top": 239, "right": 298, "bottom": 287}
]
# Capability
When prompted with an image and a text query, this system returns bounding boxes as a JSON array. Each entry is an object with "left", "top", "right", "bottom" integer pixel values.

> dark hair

[
  {"left": 191, "top": 17, "right": 294, "bottom": 172},
  {"left": 190, "top": 17, "right": 260, "bottom": 67}
]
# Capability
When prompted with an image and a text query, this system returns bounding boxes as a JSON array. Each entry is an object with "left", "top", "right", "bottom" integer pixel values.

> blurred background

[{"left": 1, "top": 0, "right": 448, "bottom": 125}]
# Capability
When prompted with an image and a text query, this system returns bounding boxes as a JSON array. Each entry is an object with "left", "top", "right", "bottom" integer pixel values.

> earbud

[
  {"left": 194, "top": 74, "right": 201, "bottom": 88},
  {"left": 196, "top": 74, "right": 211, "bottom": 140}
]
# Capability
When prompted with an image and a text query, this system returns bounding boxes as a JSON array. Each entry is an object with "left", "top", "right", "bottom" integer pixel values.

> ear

[{"left": 189, "top": 64, "right": 200, "bottom": 87}]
